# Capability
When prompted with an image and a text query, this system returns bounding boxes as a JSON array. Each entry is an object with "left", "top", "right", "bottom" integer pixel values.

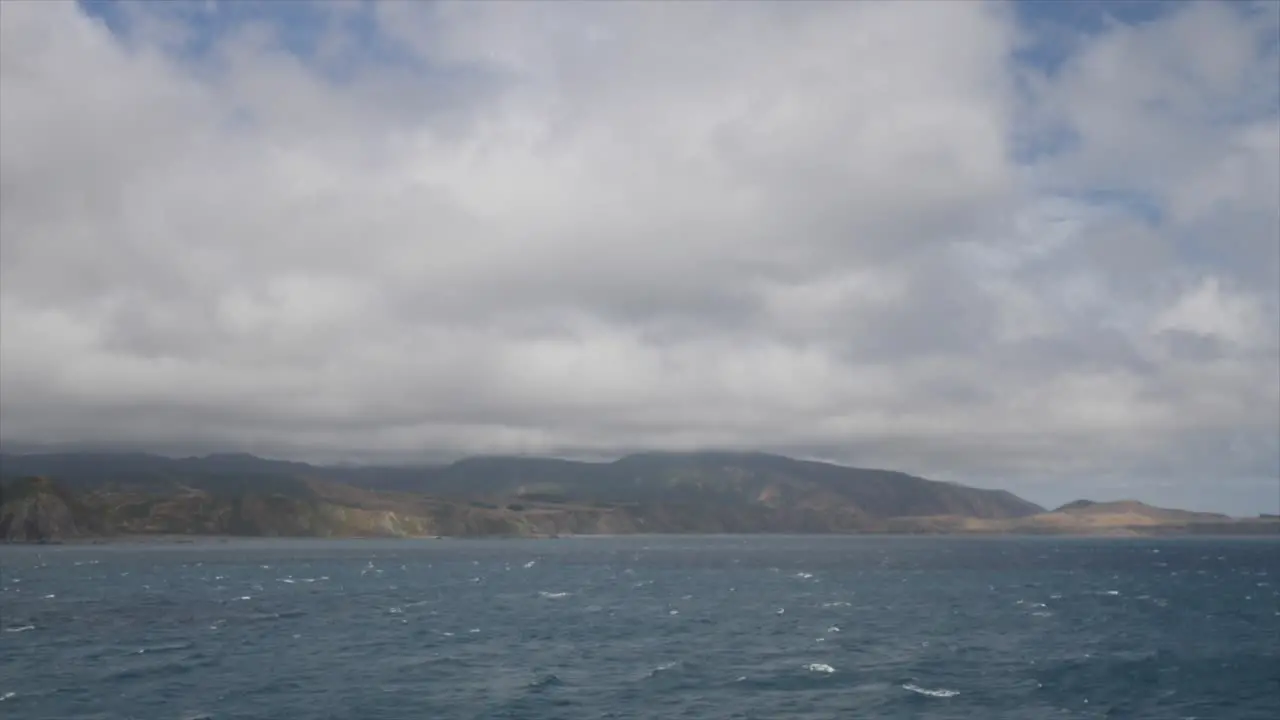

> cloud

[{"left": 0, "top": 0, "right": 1276, "bottom": 514}]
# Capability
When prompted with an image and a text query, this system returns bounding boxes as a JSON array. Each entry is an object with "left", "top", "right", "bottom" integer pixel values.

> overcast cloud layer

[{"left": 1, "top": 1, "right": 1277, "bottom": 513}]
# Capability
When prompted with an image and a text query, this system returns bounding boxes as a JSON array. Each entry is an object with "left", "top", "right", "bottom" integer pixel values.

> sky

[{"left": 0, "top": 1, "right": 1277, "bottom": 514}]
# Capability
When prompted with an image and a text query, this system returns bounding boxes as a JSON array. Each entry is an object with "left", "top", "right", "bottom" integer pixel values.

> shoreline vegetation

[{"left": 3, "top": 451, "right": 1276, "bottom": 543}]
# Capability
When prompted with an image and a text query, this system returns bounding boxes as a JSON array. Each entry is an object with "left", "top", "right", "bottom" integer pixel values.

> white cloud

[
  {"left": 1153, "top": 276, "right": 1267, "bottom": 346},
  {"left": 0, "top": 0, "right": 1276, "bottom": 513}
]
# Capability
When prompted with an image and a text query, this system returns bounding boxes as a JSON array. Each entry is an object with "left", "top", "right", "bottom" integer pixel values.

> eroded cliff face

[{"left": 0, "top": 477, "right": 103, "bottom": 541}]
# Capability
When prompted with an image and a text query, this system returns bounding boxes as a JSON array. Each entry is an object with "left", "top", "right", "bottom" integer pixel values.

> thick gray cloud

[{"left": 1, "top": 1, "right": 1276, "bottom": 514}]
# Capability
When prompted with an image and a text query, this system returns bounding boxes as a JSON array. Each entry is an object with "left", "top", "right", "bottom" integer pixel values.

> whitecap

[
  {"left": 805, "top": 663, "right": 835, "bottom": 674},
  {"left": 650, "top": 661, "right": 679, "bottom": 676},
  {"left": 539, "top": 591, "right": 570, "bottom": 599},
  {"left": 524, "top": 561, "right": 537, "bottom": 569},
  {"left": 0, "top": 692, "right": 13, "bottom": 701},
  {"left": 136, "top": 643, "right": 195, "bottom": 655},
  {"left": 903, "top": 683, "right": 959, "bottom": 698},
  {"left": 4, "top": 625, "right": 34, "bottom": 633}
]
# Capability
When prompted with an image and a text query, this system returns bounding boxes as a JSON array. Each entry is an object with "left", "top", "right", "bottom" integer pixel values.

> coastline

[{"left": 5, "top": 525, "right": 1277, "bottom": 546}]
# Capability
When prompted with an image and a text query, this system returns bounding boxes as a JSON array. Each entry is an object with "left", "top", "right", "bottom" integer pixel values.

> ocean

[{"left": 1, "top": 535, "right": 1277, "bottom": 719}]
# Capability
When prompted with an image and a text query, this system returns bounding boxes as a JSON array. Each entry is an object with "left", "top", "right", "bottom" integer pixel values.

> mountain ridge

[
  {"left": 0, "top": 449, "right": 1044, "bottom": 517},
  {"left": 1, "top": 451, "right": 1274, "bottom": 541}
]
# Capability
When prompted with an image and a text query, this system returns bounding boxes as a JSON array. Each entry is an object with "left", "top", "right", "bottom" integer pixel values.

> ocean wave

[
  {"left": 134, "top": 641, "right": 194, "bottom": 655},
  {"left": 106, "top": 654, "right": 213, "bottom": 682},
  {"left": 647, "top": 661, "right": 681, "bottom": 677},
  {"left": 5, "top": 536, "right": 1275, "bottom": 719},
  {"left": 903, "top": 683, "right": 959, "bottom": 698},
  {"left": 527, "top": 674, "right": 563, "bottom": 690}
]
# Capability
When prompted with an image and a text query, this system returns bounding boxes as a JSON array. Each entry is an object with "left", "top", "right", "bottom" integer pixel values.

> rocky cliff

[{"left": 0, "top": 476, "right": 105, "bottom": 541}]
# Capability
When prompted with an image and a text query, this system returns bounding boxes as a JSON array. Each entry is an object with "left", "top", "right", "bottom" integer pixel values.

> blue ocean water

[{"left": 1, "top": 536, "right": 1277, "bottom": 719}]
